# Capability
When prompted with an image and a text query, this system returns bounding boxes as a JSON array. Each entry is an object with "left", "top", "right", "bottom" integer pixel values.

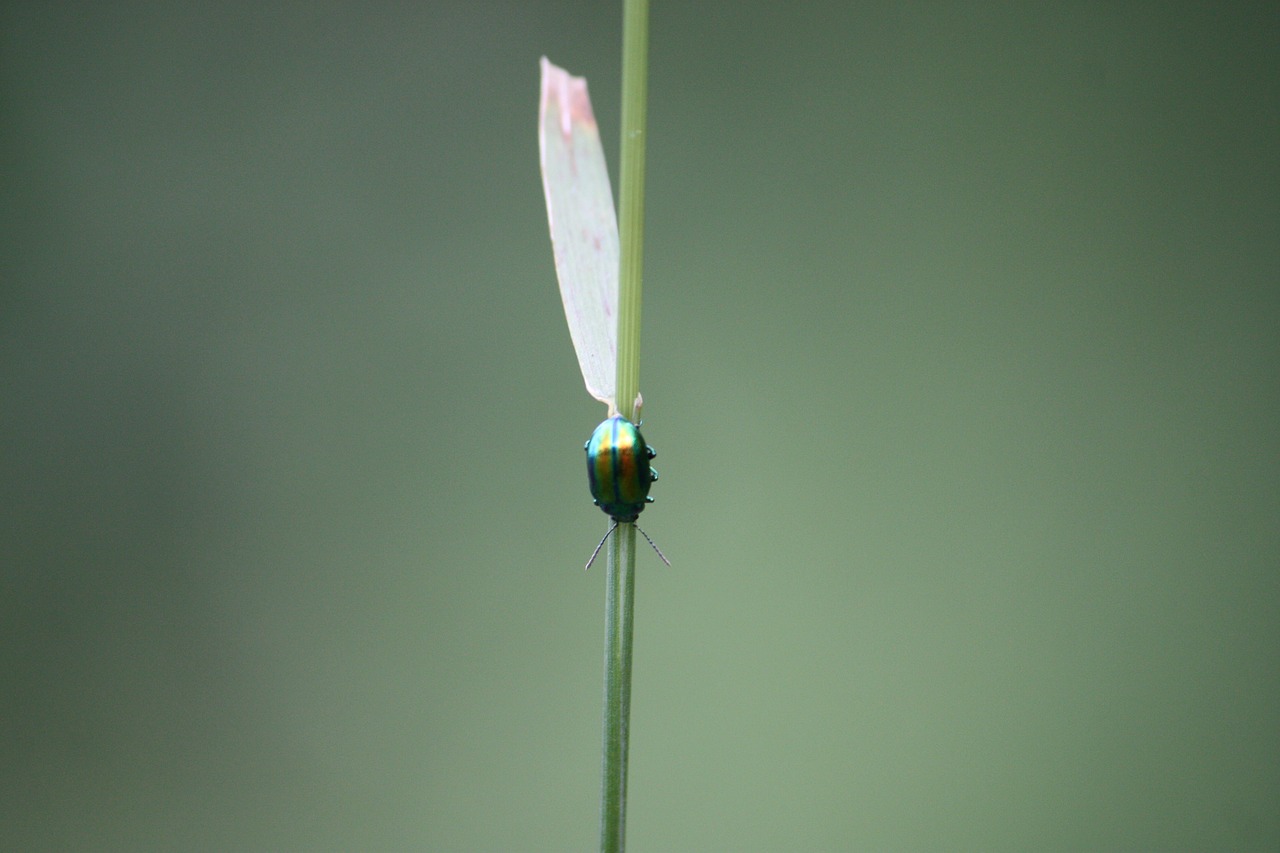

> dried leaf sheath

[{"left": 539, "top": 58, "right": 620, "bottom": 412}]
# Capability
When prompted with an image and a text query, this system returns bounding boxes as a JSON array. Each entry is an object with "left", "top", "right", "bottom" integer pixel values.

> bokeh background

[{"left": 3, "top": 2, "right": 1277, "bottom": 850}]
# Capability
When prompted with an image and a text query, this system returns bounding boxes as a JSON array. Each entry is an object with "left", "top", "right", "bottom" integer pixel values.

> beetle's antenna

[
  {"left": 585, "top": 522, "right": 670, "bottom": 569},
  {"left": 636, "top": 525, "right": 671, "bottom": 566},
  {"left": 585, "top": 522, "right": 619, "bottom": 570}
]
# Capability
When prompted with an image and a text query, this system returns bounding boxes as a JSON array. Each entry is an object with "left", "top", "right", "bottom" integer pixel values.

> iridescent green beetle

[
  {"left": 586, "top": 415, "right": 656, "bottom": 521},
  {"left": 584, "top": 415, "right": 669, "bottom": 570}
]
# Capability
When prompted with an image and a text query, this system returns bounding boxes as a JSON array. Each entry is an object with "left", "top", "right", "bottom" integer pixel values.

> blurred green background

[{"left": 3, "top": 2, "right": 1277, "bottom": 850}]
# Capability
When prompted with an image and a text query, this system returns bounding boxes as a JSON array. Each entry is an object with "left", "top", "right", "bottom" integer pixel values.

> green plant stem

[
  {"left": 614, "top": 0, "right": 648, "bottom": 425},
  {"left": 599, "top": 522, "right": 635, "bottom": 852},
  {"left": 601, "top": 1, "right": 648, "bottom": 851}
]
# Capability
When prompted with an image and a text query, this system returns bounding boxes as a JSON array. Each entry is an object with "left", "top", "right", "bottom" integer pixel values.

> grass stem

[
  {"left": 599, "top": 523, "right": 636, "bottom": 851},
  {"left": 600, "top": 1, "right": 648, "bottom": 851},
  {"left": 614, "top": 0, "right": 648, "bottom": 424}
]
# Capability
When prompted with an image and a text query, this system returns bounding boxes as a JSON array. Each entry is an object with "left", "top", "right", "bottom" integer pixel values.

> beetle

[
  {"left": 586, "top": 415, "right": 656, "bottom": 521},
  {"left": 583, "top": 415, "right": 669, "bottom": 569}
]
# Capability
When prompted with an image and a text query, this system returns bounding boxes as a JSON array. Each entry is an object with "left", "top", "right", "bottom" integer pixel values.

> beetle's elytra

[{"left": 585, "top": 415, "right": 657, "bottom": 522}]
